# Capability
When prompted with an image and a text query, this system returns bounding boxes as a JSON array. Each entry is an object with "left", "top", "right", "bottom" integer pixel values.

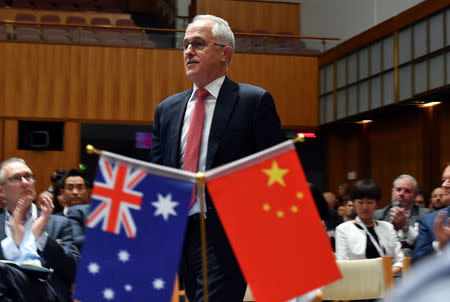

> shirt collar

[
  {"left": 5, "top": 203, "right": 37, "bottom": 223},
  {"left": 191, "top": 75, "right": 226, "bottom": 101}
]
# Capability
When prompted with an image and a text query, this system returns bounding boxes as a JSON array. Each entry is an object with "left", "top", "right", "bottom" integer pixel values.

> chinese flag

[{"left": 206, "top": 141, "right": 341, "bottom": 302}]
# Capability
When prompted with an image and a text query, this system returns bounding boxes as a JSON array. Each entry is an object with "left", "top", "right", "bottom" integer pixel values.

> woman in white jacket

[{"left": 335, "top": 179, "right": 404, "bottom": 276}]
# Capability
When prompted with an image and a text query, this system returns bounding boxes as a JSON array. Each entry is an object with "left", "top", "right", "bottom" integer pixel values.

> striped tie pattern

[{"left": 184, "top": 88, "right": 209, "bottom": 209}]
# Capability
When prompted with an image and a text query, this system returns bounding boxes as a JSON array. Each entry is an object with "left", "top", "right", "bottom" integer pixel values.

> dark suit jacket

[
  {"left": 413, "top": 207, "right": 450, "bottom": 262},
  {"left": 150, "top": 76, "right": 284, "bottom": 283},
  {"left": 0, "top": 208, "right": 79, "bottom": 302}
]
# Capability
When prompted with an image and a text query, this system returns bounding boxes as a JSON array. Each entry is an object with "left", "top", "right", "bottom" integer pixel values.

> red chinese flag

[{"left": 206, "top": 141, "right": 341, "bottom": 302}]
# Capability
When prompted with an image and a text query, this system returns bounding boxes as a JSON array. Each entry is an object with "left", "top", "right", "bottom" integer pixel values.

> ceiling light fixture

[{"left": 420, "top": 101, "right": 441, "bottom": 108}]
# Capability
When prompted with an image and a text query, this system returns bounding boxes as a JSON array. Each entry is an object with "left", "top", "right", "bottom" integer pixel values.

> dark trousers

[
  {"left": 0, "top": 263, "right": 58, "bottom": 302},
  {"left": 179, "top": 214, "right": 246, "bottom": 302}
]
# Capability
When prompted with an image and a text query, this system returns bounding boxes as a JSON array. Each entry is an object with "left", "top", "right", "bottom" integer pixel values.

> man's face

[
  {"left": 392, "top": 177, "right": 416, "bottom": 208},
  {"left": 441, "top": 165, "right": 450, "bottom": 206},
  {"left": 346, "top": 200, "right": 356, "bottom": 218},
  {"left": 183, "top": 20, "right": 229, "bottom": 88},
  {"left": 0, "top": 161, "right": 36, "bottom": 213},
  {"left": 62, "top": 176, "right": 88, "bottom": 206},
  {"left": 430, "top": 187, "right": 445, "bottom": 210}
]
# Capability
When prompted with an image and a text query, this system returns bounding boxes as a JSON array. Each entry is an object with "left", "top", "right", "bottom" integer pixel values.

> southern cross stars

[
  {"left": 151, "top": 193, "right": 178, "bottom": 221},
  {"left": 262, "top": 160, "right": 289, "bottom": 187},
  {"left": 118, "top": 250, "right": 130, "bottom": 263}
]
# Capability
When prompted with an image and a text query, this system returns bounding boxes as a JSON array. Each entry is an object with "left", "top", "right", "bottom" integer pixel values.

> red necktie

[{"left": 184, "top": 88, "right": 209, "bottom": 209}]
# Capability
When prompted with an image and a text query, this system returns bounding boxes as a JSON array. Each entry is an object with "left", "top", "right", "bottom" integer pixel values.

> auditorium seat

[
  {"left": 249, "top": 30, "right": 269, "bottom": 53},
  {"left": 66, "top": 16, "right": 98, "bottom": 45},
  {"left": 15, "top": 13, "right": 41, "bottom": 42},
  {"left": 0, "top": 23, "right": 8, "bottom": 40},
  {"left": 40, "top": 15, "right": 71, "bottom": 44},
  {"left": 233, "top": 29, "right": 251, "bottom": 53},
  {"left": 91, "top": 17, "right": 123, "bottom": 45}
]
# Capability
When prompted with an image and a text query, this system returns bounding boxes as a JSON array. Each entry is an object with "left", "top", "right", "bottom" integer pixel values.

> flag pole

[
  {"left": 86, "top": 144, "right": 102, "bottom": 155},
  {"left": 197, "top": 172, "right": 209, "bottom": 302},
  {"left": 292, "top": 133, "right": 305, "bottom": 144}
]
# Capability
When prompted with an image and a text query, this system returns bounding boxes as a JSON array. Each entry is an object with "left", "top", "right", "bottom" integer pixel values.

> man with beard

[
  {"left": 429, "top": 187, "right": 445, "bottom": 211},
  {"left": 374, "top": 174, "right": 429, "bottom": 256}
]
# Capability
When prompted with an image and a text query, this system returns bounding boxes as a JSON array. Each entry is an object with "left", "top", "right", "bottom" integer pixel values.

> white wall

[
  {"left": 176, "top": 0, "right": 425, "bottom": 49},
  {"left": 299, "top": 0, "right": 424, "bottom": 49}
]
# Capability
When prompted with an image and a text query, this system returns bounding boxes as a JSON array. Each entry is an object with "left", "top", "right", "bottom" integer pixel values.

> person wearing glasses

[
  {"left": 150, "top": 14, "right": 284, "bottom": 302},
  {"left": 0, "top": 157, "right": 79, "bottom": 302}
]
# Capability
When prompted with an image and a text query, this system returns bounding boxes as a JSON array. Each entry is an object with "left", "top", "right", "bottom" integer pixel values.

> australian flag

[{"left": 74, "top": 152, "right": 195, "bottom": 302}]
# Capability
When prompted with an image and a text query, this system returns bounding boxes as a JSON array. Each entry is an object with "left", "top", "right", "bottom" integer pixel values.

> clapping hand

[{"left": 32, "top": 194, "right": 54, "bottom": 240}]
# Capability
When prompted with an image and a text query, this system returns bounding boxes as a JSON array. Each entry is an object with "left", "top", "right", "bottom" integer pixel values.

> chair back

[{"left": 321, "top": 256, "right": 393, "bottom": 301}]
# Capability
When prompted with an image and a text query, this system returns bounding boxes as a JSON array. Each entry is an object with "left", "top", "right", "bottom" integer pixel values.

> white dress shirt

[
  {"left": 180, "top": 75, "right": 225, "bottom": 215},
  {"left": 1, "top": 204, "right": 47, "bottom": 266}
]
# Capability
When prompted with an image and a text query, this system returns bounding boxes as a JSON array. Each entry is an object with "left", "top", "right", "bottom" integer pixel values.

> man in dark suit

[
  {"left": 0, "top": 158, "right": 79, "bottom": 302},
  {"left": 150, "top": 14, "right": 284, "bottom": 302},
  {"left": 413, "top": 164, "right": 450, "bottom": 262},
  {"left": 373, "top": 174, "right": 429, "bottom": 256}
]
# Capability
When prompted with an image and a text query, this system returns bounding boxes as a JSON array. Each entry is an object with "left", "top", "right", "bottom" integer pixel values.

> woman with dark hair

[{"left": 335, "top": 179, "right": 404, "bottom": 277}]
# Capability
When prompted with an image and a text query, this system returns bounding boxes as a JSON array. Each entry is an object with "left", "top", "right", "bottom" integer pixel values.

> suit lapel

[
  {"left": 0, "top": 209, "right": 6, "bottom": 259},
  {"left": 206, "top": 77, "right": 238, "bottom": 169}
]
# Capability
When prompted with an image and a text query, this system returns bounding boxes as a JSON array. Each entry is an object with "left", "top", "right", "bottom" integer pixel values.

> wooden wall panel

[
  {"left": 439, "top": 102, "right": 450, "bottom": 169},
  {"left": 324, "top": 125, "right": 364, "bottom": 196},
  {"left": 195, "top": 0, "right": 300, "bottom": 34},
  {"left": 369, "top": 110, "right": 425, "bottom": 206},
  {"left": 2, "top": 120, "right": 80, "bottom": 195},
  {"left": 0, "top": 42, "right": 318, "bottom": 128},
  {"left": 230, "top": 53, "right": 318, "bottom": 127}
]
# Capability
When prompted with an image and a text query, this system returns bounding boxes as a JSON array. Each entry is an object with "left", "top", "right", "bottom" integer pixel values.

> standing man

[
  {"left": 413, "top": 164, "right": 450, "bottom": 262},
  {"left": 150, "top": 14, "right": 284, "bottom": 301},
  {"left": 374, "top": 174, "right": 429, "bottom": 256},
  {"left": 0, "top": 158, "right": 79, "bottom": 302}
]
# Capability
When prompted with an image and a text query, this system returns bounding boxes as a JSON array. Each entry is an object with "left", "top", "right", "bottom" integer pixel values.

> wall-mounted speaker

[{"left": 18, "top": 121, "right": 64, "bottom": 151}]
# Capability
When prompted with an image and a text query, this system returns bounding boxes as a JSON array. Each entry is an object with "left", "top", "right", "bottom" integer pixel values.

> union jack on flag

[
  {"left": 74, "top": 151, "right": 195, "bottom": 302},
  {"left": 87, "top": 157, "right": 146, "bottom": 238}
]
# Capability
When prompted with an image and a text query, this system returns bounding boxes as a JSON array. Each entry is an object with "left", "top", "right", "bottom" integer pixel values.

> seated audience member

[
  {"left": 342, "top": 199, "right": 356, "bottom": 222},
  {"left": 415, "top": 189, "right": 428, "bottom": 208},
  {"left": 429, "top": 187, "right": 445, "bottom": 211},
  {"left": 323, "top": 192, "right": 337, "bottom": 210},
  {"left": 0, "top": 158, "right": 78, "bottom": 302},
  {"left": 59, "top": 169, "right": 91, "bottom": 250},
  {"left": 337, "top": 183, "right": 351, "bottom": 205},
  {"left": 413, "top": 164, "right": 450, "bottom": 262},
  {"left": 308, "top": 183, "right": 329, "bottom": 222},
  {"left": 335, "top": 179, "right": 404, "bottom": 277},
  {"left": 374, "top": 174, "right": 429, "bottom": 256},
  {"left": 38, "top": 169, "right": 66, "bottom": 214}
]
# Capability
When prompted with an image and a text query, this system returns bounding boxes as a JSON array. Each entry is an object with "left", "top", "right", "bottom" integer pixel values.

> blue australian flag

[{"left": 74, "top": 153, "right": 194, "bottom": 302}]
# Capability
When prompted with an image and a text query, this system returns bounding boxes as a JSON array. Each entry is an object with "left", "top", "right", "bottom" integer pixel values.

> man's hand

[
  {"left": 390, "top": 207, "right": 409, "bottom": 230},
  {"left": 9, "top": 199, "right": 28, "bottom": 246},
  {"left": 433, "top": 211, "right": 450, "bottom": 250},
  {"left": 32, "top": 194, "right": 54, "bottom": 240}
]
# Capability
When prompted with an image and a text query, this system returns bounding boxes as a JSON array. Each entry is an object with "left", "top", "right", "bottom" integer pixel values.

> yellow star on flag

[
  {"left": 262, "top": 161, "right": 289, "bottom": 187},
  {"left": 291, "top": 205, "right": 299, "bottom": 213},
  {"left": 296, "top": 192, "right": 304, "bottom": 199},
  {"left": 276, "top": 210, "right": 285, "bottom": 218},
  {"left": 263, "top": 203, "right": 271, "bottom": 211}
]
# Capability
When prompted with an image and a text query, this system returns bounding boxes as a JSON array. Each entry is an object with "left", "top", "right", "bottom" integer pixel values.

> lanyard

[{"left": 356, "top": 216, "right": 384, "bottom": 257}]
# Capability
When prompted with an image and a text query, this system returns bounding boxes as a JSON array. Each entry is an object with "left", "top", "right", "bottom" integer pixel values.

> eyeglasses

[
  {"left": 7, "top": 173, "right": 35, "bottom": 184},
  {"left": 179, "top": 39, "right": 226, "bottom": 53}
]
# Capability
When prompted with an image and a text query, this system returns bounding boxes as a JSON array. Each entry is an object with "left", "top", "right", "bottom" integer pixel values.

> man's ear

[{"left": 221, "top": 46, "right": 234, "bottom": 63}]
